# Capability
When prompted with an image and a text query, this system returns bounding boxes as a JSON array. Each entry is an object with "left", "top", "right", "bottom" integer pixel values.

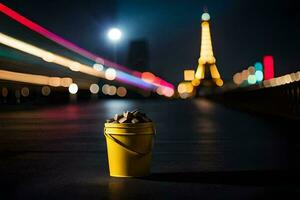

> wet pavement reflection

[{"left": 0, "top": 99, "right": 299, "bottom": 199}]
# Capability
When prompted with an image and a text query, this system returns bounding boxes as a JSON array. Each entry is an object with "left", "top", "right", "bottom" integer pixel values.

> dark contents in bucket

[{"left": 106, "top": 109, "right": 152, "bottom": 124}]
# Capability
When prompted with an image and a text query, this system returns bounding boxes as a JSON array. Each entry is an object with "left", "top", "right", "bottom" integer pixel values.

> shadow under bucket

[{"left": 104, "top": 122, "right": 155, "bottom": 177}]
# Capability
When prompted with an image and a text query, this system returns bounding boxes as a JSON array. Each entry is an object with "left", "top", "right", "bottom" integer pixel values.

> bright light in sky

[{"left": 107, "top": 28, "right": 122, "bottom": 42}]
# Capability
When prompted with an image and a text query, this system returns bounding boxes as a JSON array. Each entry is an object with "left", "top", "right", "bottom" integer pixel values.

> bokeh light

[
  {"left": 248, "top": 66, "right": 255, "bottom": 75},
  {"left": 105, "top": 68, "right": 117, "bottom": 80},
  {"left": 178, "top": 83, "right": 186, "bottom": 94},
  {"left": 108, "top": 85, "right": 117, "bottom": 96},
  {"left": 178, "top": 82, "right": 193, "bottom": 94},
  {"left": 21, "top": 87, "right": 29, "bottom": 97},
  {"left": 254, "top": 62, "right": 263, "bottom": 71},
  {"left": 68, "top": 83, "right": 78, "bottom": 94},
  {"left": 255, "top": 71, "right": 264, "bottom": 82},
  {"left": 41, "top": 86, "right": 51, "bottom": 96},
  {"left": 2, "top": 87, "right": 8, "bottom": 97},
  {"left": 93, "top": 63, "right": 104, "bottom": 71},
  {"left": 156, "top": 87, "right": 164, "bottom": 95},
  {"left": 102, "top": 84, "right": 109, "bottom": 95},
  {"left": 117, "top": 87, "right": 127, "bottom": 97},
  {"left": 233, "top": 73, "right": 243, "bottom": 85},
  {"left": 241, "top": 70, "right": 249, "bottom": 82},
  {"left": 162, "top": 87, "right": 175, "bottom": 97},
  {"left": 184, "top": 70, "right": 195, "bottom": 81},
  {"left": 263, "top": 55, "right": 274, "bottom": 80},
  {"left": 89, "top": 84, "right": 99, "bottom": 94},
  {"left": 247, "top": 75, "right": 256, "bottom": 84}
]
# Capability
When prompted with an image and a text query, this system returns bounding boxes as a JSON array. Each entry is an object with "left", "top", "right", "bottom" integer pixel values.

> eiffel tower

[{"left": 193, "top": 12, "right": 223, "bottom": 87}]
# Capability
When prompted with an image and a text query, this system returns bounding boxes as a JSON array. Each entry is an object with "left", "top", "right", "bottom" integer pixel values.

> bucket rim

[{"left": 104, "top": 122, "right": 154, "bottom": 128}]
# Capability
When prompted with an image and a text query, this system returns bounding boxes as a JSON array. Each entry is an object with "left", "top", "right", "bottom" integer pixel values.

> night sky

[{"left": 1, "top": 0, "right": 300, "bottom": 84}]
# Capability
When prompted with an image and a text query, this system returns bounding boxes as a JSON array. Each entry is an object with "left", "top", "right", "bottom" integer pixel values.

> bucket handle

[{"left": 104, "top": 132, "right": 154, "bottom": 156}]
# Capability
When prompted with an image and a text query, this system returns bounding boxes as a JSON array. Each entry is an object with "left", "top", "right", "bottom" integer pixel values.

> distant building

[{"left": 127, "top": 39, "right": 149, "bottom": 72}]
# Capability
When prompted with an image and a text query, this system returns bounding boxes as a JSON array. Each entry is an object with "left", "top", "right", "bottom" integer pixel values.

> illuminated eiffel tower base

[{"left": 193, "top": 12, "right": 223, "bottom": 88}]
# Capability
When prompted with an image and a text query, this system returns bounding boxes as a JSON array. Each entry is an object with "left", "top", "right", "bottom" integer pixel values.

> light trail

[
  {"left": 0, "top": 3, "right": 175, "bottom": 94},
  {"left": 0, "top": 69, "right": 73, "bottom": 87},
  {"left": 0, "top": 3, "right": 129, "bottom": 72},
  {"left": 0, "top": 33, "right": 155, "bottom": 90},
  {"left": 0, "top": 32, "right": 104, "bottom": 77}
]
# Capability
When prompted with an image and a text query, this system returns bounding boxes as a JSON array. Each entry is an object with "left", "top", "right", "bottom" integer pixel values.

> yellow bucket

[{"left": 104, "top": 122, "right": 155, "bottom": 177}]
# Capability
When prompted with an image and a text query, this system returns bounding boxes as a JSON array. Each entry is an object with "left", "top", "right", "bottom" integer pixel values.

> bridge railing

[{"left": 208, "top": 75, "right": 300, "bottom": 119}]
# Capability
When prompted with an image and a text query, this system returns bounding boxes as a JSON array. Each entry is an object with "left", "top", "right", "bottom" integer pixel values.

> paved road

[{"left": 0, "top": 99, "right": 299, "bottom": 199}]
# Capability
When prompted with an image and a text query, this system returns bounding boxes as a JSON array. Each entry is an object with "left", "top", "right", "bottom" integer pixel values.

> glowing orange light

[
  {"left": 60, "top": 78, "right": 73, "bottom": 87},
  {"left": 156, "top": 87, "right": 164, "bottom": 95},
  {"left": 177, "top": 82, "right": 193, "bottom": 94},
  {"left": 241, "top": 70, "right": 249, "bottom": 81},
  {"left": 215, "top": 78, "right": 223, "bottom": 87},
  {"left": 0, "top": 33, "right": 105, "bottom": 78},
  {"left": 233, "top": 73, "right": 243, "bottom": 85},
  {"left": 117, "top": 87, "right": 127, "bottom": 97},
  {"left": 178, "top": 83, "right": 186, "bottom": 93},
  {"left": 210, "top": 65, "right": 220, "bottom": 79},
  {"left": 141, "top": 72, "right": 156, "bottom": 83},
  {"left": 0, "top": 69, "right": 73, "bottom": 87},
  {"left": 48, "top": 77, "right": 61, "bottom": 87},
  {"left": 2, "top": 87, "right": 8, "bottom": 97},
  {"left": 162, "top": 87, "right": 175, "bottom": 97},
  {"left": 191, "top": 79, "right": 201, "bottom": 86},
  {"left": 108, "top": 85, "right": 117, "bottom": 96},
  {"left": 248, "top": 66, "right": 255, "bottom": 75},
  {"left": 184, "top": 70, "right": 195, "bottom": 81}
]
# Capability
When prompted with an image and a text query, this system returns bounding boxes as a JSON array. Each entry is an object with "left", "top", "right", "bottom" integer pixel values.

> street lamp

[{"left": 107, "top": 28, "right": 122, "bottom": 62}]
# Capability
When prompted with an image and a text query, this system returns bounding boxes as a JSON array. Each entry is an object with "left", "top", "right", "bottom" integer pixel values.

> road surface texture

[{"left": 0, "top": 99, "right": 299, "bottom": 199}]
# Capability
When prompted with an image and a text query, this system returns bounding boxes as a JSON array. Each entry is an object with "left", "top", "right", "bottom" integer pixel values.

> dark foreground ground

[{"left": 0, "top": 99, "right": 299, "bottom": 199}]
